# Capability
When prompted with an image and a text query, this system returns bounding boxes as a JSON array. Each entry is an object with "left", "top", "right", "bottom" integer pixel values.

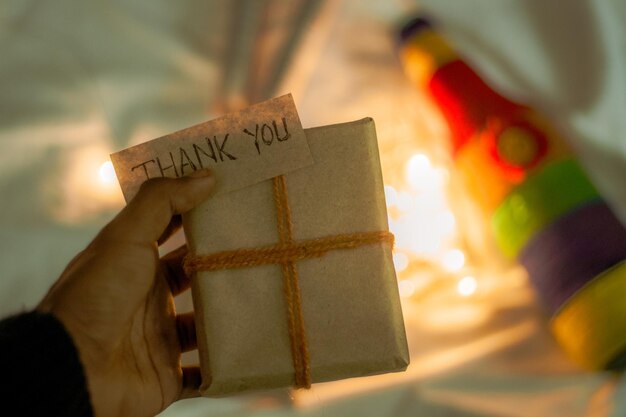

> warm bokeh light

[
  {"left": 442, "top": 249, "right": 465, "bottom": 272},
  {"left": 457, "top": 276, "right": 478, "bottom": 297},
  {"left": 387, "top": 143, "right": 509, "bottom": 310},
  {"left": 98, "top": 161, "right": 117, "bottom": 186},
  {"left": 405, "top": 153, "right": 431, "bottom": 190},
  {"left": 51, "top": 144, "right": 124, "bottom": 223},
  {"left": 386, "top": 152, "right": 456, "bottom": 265}
]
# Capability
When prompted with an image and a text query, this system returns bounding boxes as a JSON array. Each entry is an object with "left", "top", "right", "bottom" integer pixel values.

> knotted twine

[{"left": 184, "top": 175, "right": 394, "bottom": 388}]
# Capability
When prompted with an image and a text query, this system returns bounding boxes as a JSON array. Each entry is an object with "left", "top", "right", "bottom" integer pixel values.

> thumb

[{"left": 101, "top": 170, "right": 215, "bottom": 245}]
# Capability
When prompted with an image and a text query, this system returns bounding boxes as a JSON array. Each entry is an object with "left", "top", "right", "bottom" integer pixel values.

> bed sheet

[{"left": 1, "top": 1, "right": 625, "bottom": 416}]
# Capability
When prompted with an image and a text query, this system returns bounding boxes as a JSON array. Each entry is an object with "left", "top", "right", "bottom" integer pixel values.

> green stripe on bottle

[{"left": 492, "top": 158, "right": 600, "bottom": 258}]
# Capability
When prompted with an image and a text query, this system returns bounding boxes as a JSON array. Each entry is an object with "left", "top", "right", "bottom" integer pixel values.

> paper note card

[{"left": 111, "top": 94, "right": 313, "bottom": 202}]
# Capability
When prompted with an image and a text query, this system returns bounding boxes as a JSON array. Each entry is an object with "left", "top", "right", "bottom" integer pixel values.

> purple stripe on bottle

[{"left": 519, "top": 201, "right": 626, "bottom": 315}]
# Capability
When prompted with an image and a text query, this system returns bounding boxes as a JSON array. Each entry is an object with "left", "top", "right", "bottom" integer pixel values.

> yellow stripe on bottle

[
  {"left": 551, "top": 261, "right": 626, "bottom": 369},
  {"left": 399, "top": 29, "right": 457, "bottom": 86}
]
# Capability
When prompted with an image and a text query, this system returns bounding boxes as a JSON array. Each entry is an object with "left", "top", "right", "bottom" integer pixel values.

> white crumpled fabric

[{"left": 0, "top": 1, "right": 624, "bottom": 416}]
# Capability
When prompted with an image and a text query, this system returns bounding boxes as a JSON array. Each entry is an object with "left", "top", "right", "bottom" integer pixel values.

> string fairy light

[
  {"left": 387, "top": 151, "right": 457, "bottom": 264},
  {"left": 51, "top": 144, "right": 123, "bottom": 223},
  {"left": 98, "top": 160, "right": 117, "bottom": 186},
  {"left": 457, "top": 276, "right": 478, "bottom": 297},
  {"left": 387, "top": 148, "right": 494, "bottom": 309},
  {"left": 386, "top": 146, "right": 515, "bottom": 337},
  {"left": 405, "top": 153, "right": 431, "bottom": 190},
  {"left": 442, "top": 249, "right": 465, "bottom": 272}
]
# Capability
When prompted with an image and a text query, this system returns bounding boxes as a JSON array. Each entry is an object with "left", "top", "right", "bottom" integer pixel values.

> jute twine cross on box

[{"left": 184, "top": 175, "right": 394, "bottom": 389}]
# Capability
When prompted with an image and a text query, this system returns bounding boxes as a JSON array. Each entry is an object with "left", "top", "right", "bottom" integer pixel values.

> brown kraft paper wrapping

[{"left": 184, "top": 117, "right": 410, "bottom": 396}]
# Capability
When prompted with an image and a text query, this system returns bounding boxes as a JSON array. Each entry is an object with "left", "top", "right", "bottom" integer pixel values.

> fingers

[
  {"left": 176, "top": 311, "right": 200, "bottom": 400},
  {"left": 176, "top": 312, "right": 197, "bottom": 353},
  {"left": 180, "top": 366, "right": 202, "bottom": 399},
  {"left": 161, "top": 245, "right": 192, "bottom": 296},
  {"left": 157, "top": 214, "right": 183, "bottom": 246},
  {"left": 101, "top": 170, "right": 215, "bottom": 245}
]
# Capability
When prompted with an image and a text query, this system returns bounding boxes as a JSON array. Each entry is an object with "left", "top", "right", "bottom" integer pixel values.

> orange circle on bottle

[
  {"left": 498, "top": 127, "right": 540, "bottom": 166},
  {"left": 487, "top": 118, "right": 549, "bottom": 179}
]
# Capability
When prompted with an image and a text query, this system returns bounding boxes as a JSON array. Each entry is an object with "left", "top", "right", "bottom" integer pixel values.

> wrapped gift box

[{"left": 183, "top": 117, "right": 409, "bottom": 396}]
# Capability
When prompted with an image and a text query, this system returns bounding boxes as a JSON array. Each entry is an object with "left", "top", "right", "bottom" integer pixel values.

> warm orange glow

[
  {"left": 442, "top": 249, "right": 465, "bottom": 272},
  {"left": 457, "top": 276, "right": 478, "bottom": 297},
  {"left": 51, "top": 144, "right": 124, "bottom": 223},
  {"left": 98, "top": 161, "right": 117, "bottom": 185}
]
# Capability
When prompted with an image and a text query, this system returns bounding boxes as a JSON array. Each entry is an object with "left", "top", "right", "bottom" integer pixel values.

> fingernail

[{"left": 188, "top": 169, "right": 213, "bottom": 179}]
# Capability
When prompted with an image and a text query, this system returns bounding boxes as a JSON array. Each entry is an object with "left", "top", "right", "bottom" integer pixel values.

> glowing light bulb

[
  {"left": 457, "top": 276, "right": 477, "bottom": 297},
  {"left": 393, "top": 252, "right": 409, "bottom": 272},
  {"left": 406, "top": 153, "right": 432, "bottom": 190},
  {"left": 398, "top": 279, "right": 416, "bottom": 298},
  {"left": 52, "top": 145, "right": 124, "bottom": 224},
  {"left": 407, "top": 153, "right": 431, "bottom": 174},
  {"left": 98, "top": 161, "right": 117, "bottom": 185},
  {"left": 442, "top": 249, "right": 465, "bottom": 272}
]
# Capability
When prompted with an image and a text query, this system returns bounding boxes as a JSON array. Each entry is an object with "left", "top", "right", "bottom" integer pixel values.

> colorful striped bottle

[{"left": 398, "top": 16, "right": 626, "bottom": 370}]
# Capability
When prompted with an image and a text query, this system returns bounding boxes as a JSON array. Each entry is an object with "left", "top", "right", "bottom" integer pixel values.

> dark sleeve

[{"left": 0, "top": 311, "right": 94, "bottom": 417}]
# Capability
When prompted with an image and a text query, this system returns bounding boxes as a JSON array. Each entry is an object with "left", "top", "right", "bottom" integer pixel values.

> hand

[{"left": 38, "top": 170, "right": 216, "bottom": 417}]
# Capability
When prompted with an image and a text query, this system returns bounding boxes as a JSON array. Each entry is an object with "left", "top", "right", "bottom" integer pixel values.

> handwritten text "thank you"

[
  {"left": 130, "top": 117, "right": 291, "bottom": 180},
  {"left": 111, "top": 94, "right": 313, "bottom": 202}
]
